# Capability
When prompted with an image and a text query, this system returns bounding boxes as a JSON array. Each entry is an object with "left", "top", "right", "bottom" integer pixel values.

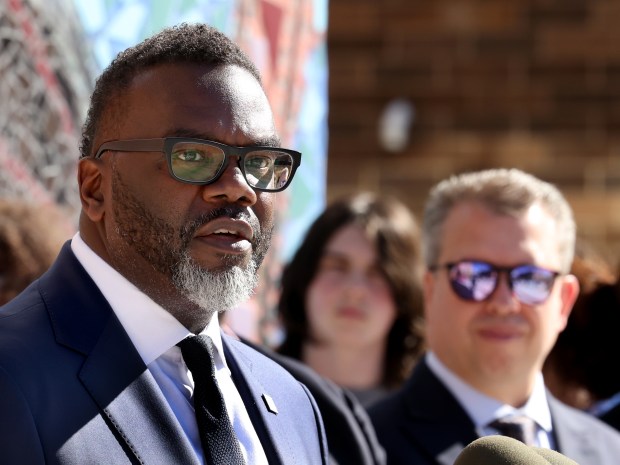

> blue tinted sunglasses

[{"left": 430, "top": 260, "right": 560, "bottom": 305}]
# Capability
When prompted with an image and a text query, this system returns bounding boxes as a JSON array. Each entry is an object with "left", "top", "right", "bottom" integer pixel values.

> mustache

[
  {"left": 475, "top": 314, "right": 527, "bottom": 326},
  {"left": 179, "top": 206, "right": 260, "bottom": 243}
]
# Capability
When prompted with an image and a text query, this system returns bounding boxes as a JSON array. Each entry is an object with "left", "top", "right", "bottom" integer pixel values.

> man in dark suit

[
  {"left": 369, "top": 169, "right": 620, "bottom": 465},
  {"left": 0, "top": 23, "right": 327, "bottom": 465}
]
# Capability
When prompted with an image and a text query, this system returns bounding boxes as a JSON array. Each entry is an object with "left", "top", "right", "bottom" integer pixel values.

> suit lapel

[
  {"left": 79, "top": 316, "right": 200, "bottom": 465},
  {"left": 549, "top": 394, "right": 601, "bottom": 464},
  {"left": 214, "top": 336, "right": 330, "bottom": 465},
  {"left": 41, "top": 244, "right": 199, "bottom": 465},
  {"left": 400, "top": 359, "right": 478, "bottom": 464},
  {"left": 223, "top": 336, "right": 284, "bottom": 465}
]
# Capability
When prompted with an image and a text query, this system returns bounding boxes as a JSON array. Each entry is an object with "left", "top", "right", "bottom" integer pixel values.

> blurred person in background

[
  {"left": 369, "top": 168, "right": 620, "bottom": 465},
  {"left": 544, "top": 239, "right": 620, "bottom": 431},
  {"left": 0, "top": 199, "right": 68, "bottom": 305},
  {"left": 277, "top": 192, "right": 425, "bottom": 408}
]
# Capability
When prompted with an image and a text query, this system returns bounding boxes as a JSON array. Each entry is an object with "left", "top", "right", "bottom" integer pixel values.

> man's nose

[
  {"left": 485, "top": 274, "right": 520, "bottom": 315},
  {"left": 200, "top": 156, "right": 257, "bottom": 206}
]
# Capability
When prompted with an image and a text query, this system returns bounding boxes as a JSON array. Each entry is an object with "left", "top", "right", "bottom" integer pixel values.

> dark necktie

[
  {"left": 177, "top": 335, "right": 246, "bottom": 465},
  {"left": 488, "top": 415, "right": 538, "bottom": 446}
]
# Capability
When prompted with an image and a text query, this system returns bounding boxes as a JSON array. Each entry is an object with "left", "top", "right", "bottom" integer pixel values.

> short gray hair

[{"left": 422, "top": 168, "right": 576, "bottom": 273}]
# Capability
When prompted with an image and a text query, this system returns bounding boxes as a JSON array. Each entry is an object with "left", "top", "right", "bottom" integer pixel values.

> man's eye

[{"left": 174, "top": 150, "right": 205, "bottom": 162}]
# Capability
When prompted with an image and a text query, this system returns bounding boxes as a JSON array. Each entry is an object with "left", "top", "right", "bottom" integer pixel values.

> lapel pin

[{"left": 262, "top": 393, "right": 278, "bottom": 415}]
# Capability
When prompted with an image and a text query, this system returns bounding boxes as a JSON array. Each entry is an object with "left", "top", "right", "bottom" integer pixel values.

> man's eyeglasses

[
  {"left": 429, "top": 260, "right": 560, "bottom": 305},
  {"left": 93, "top": 137, "right": 302, "bottom": 192}
]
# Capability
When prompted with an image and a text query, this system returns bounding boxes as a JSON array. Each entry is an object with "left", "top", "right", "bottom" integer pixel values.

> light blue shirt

[
  {"left": 426, "top": 351, "right": 555, "bottom": 448},
  {"left": 71, "top": 233, "right": 268, "bottom": 465}
]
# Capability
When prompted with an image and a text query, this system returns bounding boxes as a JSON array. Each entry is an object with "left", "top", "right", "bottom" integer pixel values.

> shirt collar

[
  {"left": 426, "top": 351, "right": 552, "bottom": 432},
  {"left": 71, "top": 232, "right": 226, "bottom": 366}
]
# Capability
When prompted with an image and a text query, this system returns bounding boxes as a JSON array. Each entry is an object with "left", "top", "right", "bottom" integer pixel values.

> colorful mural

[{"left": 0, "top": 0, "right": 95, "bottom": 227}]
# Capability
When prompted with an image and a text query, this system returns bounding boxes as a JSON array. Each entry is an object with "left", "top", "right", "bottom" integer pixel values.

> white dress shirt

[
  {"left": 426, "top": 351, "right": 555, "bottom": 448},
  {"left": 71, "top": 233, "right": 268, "bottom": 465}
]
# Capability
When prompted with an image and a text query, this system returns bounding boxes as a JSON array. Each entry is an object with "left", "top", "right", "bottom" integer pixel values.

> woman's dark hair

[
  {"left": 277, "top": 192, "right": 425, "bottom": 387},
  {"left": 544, "top": 239, "right": 620, "bottom": 403}
]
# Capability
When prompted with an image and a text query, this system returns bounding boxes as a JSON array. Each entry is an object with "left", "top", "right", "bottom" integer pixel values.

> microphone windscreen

[
  {"left": 533, "top": 447, "right": 579, "bottom": 465},
  {"left": 454, "top": 436, "right": 551, "bottom": 465}
]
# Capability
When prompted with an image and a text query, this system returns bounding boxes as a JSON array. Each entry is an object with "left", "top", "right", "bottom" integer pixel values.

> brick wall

[{"left": 327, "top": 0, "right": 620, "bottom": 262}]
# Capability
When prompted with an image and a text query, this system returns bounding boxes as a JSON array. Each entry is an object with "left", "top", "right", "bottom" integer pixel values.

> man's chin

[
  {"left": 193, "top": 252, "right": 253, "bottom": 273},
  {"left": 173, "top": 254, "right": 258, "bottom": 314}
]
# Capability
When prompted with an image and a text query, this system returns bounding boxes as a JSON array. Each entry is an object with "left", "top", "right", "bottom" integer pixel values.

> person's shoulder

[
  {"left": 367, "top": 360, "right": 432, "bottom": 423},
  {"left": 222, "top": 334, "right": 310, "bottom": 388},
  {"left": 367, "top": 382, "right": 409, "bottom": 430},
  {"left": 549, "top": 392, "right": 620, "bottom": 440},
  {"left": 0, "top": 241, "right": 74, "bottom": 326},
  {"left": 240, "top": 338, "right": 344, "bottom": 396},
  {"left": 548, "top": 393, "right": 620, "bottom": 465},
  {"left": 0, "top": 278, "right": 63, "bottom": 389},
  {"left": 0, "top": 279, "right": 46, "bottom": 330}
]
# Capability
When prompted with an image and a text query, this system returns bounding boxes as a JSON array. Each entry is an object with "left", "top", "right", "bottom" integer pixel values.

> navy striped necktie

[{"left": 488, "top": 415, "right": 537, "bottom": 446}]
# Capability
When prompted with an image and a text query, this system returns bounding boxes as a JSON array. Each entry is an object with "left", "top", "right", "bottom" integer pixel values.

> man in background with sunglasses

[
  {"left": 0, "top": 24, "right": 327, "bottom": 464},
  {"left": 369, "top": 168, "right": 620, "bottom": 465}
]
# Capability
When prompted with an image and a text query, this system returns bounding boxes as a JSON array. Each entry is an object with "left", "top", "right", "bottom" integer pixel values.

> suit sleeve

[{"left": 0, "top": 365, "right": 46, "bottom": 464}]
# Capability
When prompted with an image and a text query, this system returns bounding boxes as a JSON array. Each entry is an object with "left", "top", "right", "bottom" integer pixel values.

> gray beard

[
  {"left": 109, "top": 166, "right": 271, "bottom": 321},
  {"left": 172, "top": 251, "right": 259, "bottom": 314}
]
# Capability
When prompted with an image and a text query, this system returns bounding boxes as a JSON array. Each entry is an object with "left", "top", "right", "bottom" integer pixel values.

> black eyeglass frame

[
  {"left": 429, "top": 260, "right": 561, "bottom": 305},
  {"left": 93, "top": 137, "right": 302, "bottom": 193}
]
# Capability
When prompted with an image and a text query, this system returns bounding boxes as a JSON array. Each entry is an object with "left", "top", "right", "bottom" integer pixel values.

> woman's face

[{"left": 305, "top": 223, "right": 398, "bottom": 350}]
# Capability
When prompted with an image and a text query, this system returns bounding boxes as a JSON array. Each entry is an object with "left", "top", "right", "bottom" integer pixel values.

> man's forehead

[
  {"left": 198, "top": 63, "right": 260, "bottom": 86},
  {"left": 100, "top": 62, "right": 277, "bottom": 145},
  {"left": 439, "top": 201, "right": 563, "bottom": 267}
]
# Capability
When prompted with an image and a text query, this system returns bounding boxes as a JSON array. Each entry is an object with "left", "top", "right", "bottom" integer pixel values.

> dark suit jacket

[
  {"left": 368, "top": 357, "right": 620, "bottom": 465},
  {"left": 0, "top": 243, "right": 328, "bottom": 465},
  {"left": 244, "top": 340, "right": 386, "bottom": 465}
]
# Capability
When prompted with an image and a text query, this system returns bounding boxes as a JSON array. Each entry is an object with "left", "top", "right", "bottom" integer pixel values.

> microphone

[
  {"left": 454, "top": 436, "right": 579, "bottom": 465},
  {"left": 532, "top": 446, "right": 579, "bottom": 465}
]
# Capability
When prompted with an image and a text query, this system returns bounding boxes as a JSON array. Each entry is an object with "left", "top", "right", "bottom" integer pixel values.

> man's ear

[
  {"left": 557, "top": 273, "right": 580, "bottom": 332},
  {"left": 78, "top": 157, "right": 106, "bottom": 222}
]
